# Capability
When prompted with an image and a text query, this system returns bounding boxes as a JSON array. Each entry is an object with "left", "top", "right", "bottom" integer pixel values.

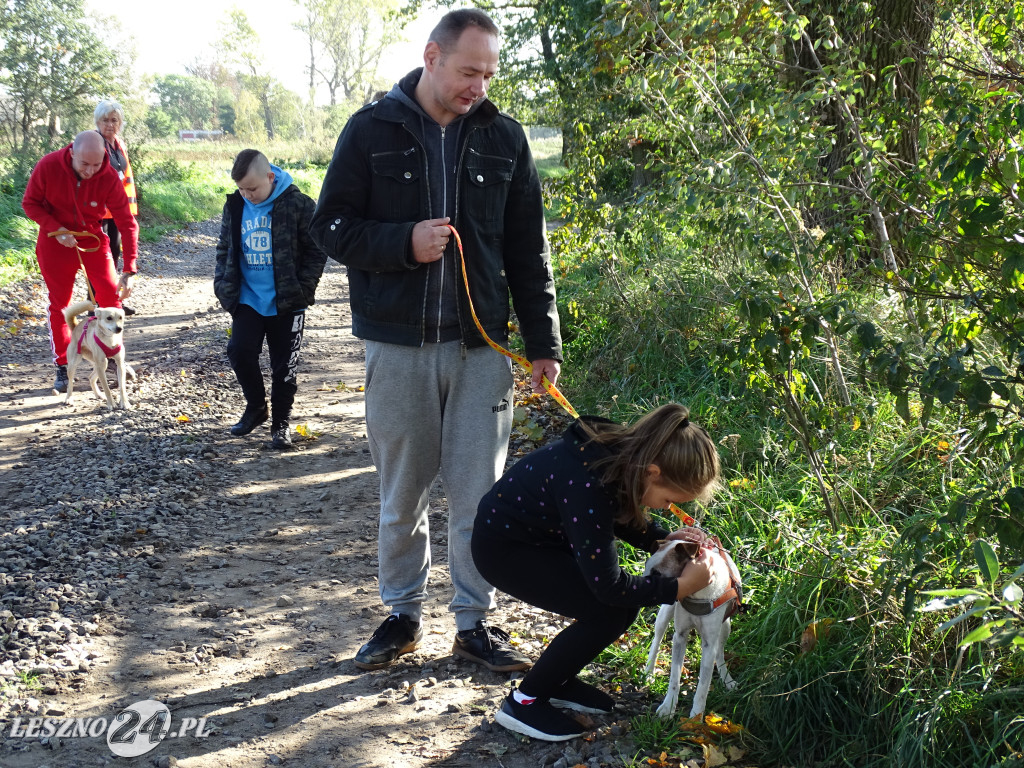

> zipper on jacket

[
  {"left": 435, "top": 124, "right": 448, "bottom": 344},
  {"left": 402, "top": 126, "right": 431, "bottom": 347}
]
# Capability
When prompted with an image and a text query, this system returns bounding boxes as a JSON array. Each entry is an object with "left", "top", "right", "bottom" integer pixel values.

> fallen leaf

[
  {"left": 726, "top": 745, "right": 746, "bottom": 761},
  {"left": 176, "top": 415, "right": 190, "bottom": 422},
  {"left": 800, "top": 618, "right": 834, "bottom": 654},
  {"left": 702, "top": 743, "right": 729, "bottom": 767}
]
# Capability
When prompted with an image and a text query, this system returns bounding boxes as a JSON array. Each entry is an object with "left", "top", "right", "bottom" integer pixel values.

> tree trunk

[{"left": 262, "top": 94, "right": 275, "bottom": 139}]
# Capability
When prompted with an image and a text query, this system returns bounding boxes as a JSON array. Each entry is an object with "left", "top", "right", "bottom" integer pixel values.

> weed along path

[{"left": 0, "top": 220, "right": 686, "bottom": 768}]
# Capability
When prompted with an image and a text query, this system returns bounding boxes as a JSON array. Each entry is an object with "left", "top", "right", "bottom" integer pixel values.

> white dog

[
  {"left": 63, "top": 301, "right": 131, "bottom": 411},
  {"left": 643, "top": 532, "right": 742, "bottom": 719}
]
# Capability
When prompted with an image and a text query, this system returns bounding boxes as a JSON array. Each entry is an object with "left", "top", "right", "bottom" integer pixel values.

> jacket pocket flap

[
  {"left": 465, "top": 154, "right": 513, "bottom": 187},
  {"left": 372, "top": 155, "right": 419, "bottom": 184}
]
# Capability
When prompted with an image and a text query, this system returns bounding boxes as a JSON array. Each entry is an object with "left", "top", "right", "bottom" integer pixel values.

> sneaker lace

[
  {"left": 372, "top": 615, "right": 400, "bottom": 640},
  {"left": 483, "top": 624, "right": 512, "bottom": 647}
]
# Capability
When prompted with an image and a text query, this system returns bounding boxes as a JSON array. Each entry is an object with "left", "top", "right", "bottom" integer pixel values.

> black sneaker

[
  {"left": 121, "top": 305, "right": 136, "bottom": 316},
  {"left": 271, "top": 424, "right": 292, "bottom": 449},
  {"left": 453, "top": 621, "right": 531, "bottom": 672},
  {"left": 229, "top": 405, "right": 268, "bottom": 436},
  {"left": 53, "top": 365, "right": 69, "bottom": 394},
  {"left": 353, "top": 614, "right": 423, "bottom": 670},
  {"left": 494, "top": 688, "right": 585, "bottom": 741},
  {"left": 549, "top": 677, "right": 615, "bottom": 714}
]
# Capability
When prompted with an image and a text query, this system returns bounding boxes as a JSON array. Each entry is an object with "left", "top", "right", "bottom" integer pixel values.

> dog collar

[
  {"left": 680, "top": 584, "right": 743, "bottom": 619},
  {"left": 77, "top": 317, "right": 122, "bottom": 358}
]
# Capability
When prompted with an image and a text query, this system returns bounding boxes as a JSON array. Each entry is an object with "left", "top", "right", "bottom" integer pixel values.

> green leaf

[
  {"left": 974, "top": 539, "right": 999, "bottom": 585},
  {"left": 895, "top": 392, "right": 911, "bottom": 424},
  {"left": 922, "top": 588, "right": 986, "bottom": 598},
  {"left": 989, "top": 627, "right": 1023, "bottom": 647},
  {"left": 959, "top": 623, "right": 994, "bottom": 645},
  {"left": 1007, "top": 562, "right": 1024, "bottom": 585},
  {"left": 938, "top": 603, "right": 992, "bottom": 632},
  {"left": 919, "top": 595, "right": 976, "bottom": 612},
  {"left": 1003, "top": 583, "right": 1023, "bottom": 603}
]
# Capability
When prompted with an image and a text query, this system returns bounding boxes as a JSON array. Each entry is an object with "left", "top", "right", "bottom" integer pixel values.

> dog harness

[
  {"left": 674, "top": 531, "right": 744, "bottom": 621},
  {"left": 77, "top": 317, "right": 122, "bottom": 358}
]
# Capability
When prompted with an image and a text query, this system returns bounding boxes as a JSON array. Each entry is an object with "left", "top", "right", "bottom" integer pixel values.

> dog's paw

[
  {"left": 655, "top": 701, "right": 677, "bottom": 719},
  {"left": 724, "top": 678, "right": 738, "bottom": 691}
]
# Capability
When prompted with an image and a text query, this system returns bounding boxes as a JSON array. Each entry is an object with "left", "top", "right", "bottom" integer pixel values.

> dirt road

[{"left": 0, "top": 221, "right": 665, "bottom": 768}]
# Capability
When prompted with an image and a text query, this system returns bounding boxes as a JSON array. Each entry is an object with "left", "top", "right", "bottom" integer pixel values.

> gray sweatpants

[{"left": 364, "top": 339, "right": 514, "bottom": 631}]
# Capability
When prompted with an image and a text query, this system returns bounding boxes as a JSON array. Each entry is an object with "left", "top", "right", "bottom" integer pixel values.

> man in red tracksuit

[{"left": 22, "top": 130, "right": 140, "bottom": 393}]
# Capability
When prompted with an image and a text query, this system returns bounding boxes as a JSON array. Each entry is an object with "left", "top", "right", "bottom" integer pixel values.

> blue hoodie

[{"left": 239, "top": 164, "right": 293, "bottom": 316}]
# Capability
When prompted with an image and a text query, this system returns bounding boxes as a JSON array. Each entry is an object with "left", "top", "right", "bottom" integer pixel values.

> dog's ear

[{"left": 673, "top": 540, "right": 701, "bottom": 561}]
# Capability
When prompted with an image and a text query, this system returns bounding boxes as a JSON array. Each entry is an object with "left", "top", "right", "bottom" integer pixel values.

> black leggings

[
  {"left": 102, "top": 219, "right": 122, "bottom": 270},
  {"left": 472, "top": 528, "right": 639, "bottom": 699},
  {"left": 227, "top": 305, "right": 305, "bottom": 425}
]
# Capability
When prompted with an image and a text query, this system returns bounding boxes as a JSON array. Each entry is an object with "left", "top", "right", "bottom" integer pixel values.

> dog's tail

[{"left": 63, "top": 301, "right": 96, "bottom": 330}]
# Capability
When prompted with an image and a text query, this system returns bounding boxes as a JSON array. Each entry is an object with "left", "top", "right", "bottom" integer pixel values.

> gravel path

[{"left": 0, "top": 221, "right": 669, "bottom": 768}]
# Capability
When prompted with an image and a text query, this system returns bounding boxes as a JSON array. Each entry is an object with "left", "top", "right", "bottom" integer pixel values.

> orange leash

[
  {"left": 48, "top": 230, "right": 102, "bottom": 305},
  {"left": 449, "top": 224, "right": 697, "bottom": 527}
]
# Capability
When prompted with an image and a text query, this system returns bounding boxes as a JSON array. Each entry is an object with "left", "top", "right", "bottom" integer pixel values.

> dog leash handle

[{"left": 49, "top": 230, "right": 102, "bottom": 305}]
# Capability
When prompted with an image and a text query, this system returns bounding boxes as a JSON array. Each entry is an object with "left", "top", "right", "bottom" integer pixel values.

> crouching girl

[{"left": 472, "top": 404, "right": 721, "bottom": 741}]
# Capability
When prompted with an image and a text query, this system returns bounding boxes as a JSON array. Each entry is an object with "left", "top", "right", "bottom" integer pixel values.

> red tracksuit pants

[{"left": 37, "top": 247, "right": 120, "bottom": 366}]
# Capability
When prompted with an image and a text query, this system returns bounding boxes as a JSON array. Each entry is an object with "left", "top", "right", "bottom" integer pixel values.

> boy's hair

[
  {"left": 429, "top": 8, "right": 499, "bottom": 53},
  {"left": 231, "top": 149, "right": 270, "bottom": 182},
  {"left": 585, "top": 404, "right": 721, "bottom": 526}
]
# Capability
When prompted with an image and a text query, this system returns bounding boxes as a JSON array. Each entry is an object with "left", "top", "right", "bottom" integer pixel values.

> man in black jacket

[{"left": 311, "top": 9, "right": 562, "bottom": 671}]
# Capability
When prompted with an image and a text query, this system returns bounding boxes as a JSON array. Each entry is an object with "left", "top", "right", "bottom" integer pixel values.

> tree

[
  {"left": 218, "top": 9, "right": 276, "bottom": 138},
  {"left": 293, "top": 0, "right": 402, "bottom": 107},
  {"left": 151, "top": 74, "right": 218, "bottom": 130},
  {"left": 0, "top": 0, "right": 123, "bottom": 152}
]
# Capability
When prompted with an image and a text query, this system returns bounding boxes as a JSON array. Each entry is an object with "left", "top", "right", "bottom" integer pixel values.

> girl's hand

[
  {"left": 675, "top": 551, "right": 715, "bottom": 600},
  {"left": 665, "top": 526, "right": 702, "bottom": 542}
]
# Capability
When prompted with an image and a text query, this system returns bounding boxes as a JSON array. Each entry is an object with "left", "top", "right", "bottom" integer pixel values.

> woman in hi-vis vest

[{"left": 94, "top": 99, "right": 139, "bottom": 315}]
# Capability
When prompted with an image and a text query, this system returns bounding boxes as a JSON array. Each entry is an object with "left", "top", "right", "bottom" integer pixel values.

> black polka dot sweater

[{"left": 477, "top": 417, "right": 679, "bottom": 607}]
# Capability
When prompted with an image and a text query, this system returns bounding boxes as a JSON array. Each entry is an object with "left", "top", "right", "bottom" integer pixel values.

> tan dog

[
  {"left": 63, "top": 301, "right": 131, "bottom": 410},
  {"left": 643, "top": 533, "right": 742, "bottom": 719}
]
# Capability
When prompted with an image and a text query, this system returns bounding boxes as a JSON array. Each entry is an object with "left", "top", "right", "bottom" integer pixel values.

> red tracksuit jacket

[{"left": 22, "top": 144, "right": 139, "bottom": 273}]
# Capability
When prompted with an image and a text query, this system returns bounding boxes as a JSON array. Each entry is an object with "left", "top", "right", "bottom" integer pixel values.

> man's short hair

[
  {"left": 429, "top": 8, "right": 499, "bottom": 53},
  {"left": 231, "top": 149, "right": 270, "bottom": 182},
  {"left": 94, "top": 99, "right": 125, "bottom": 127},
  {"left": 72, "top": 130, "right": 104, "bottom": 153}
]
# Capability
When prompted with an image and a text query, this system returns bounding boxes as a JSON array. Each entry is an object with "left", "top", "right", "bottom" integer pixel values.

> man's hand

[
  {"left": 53, "top": 228, "right": 77, "bottom": 248},
  {"left": 530, "top": 358, "right": 560, "bottom": 393},
  {"left": 117, "top": 272, "right": 136, "bottom": 299},
  {"left": 411, "top": 217, "right": 451, "bottom": 264}
]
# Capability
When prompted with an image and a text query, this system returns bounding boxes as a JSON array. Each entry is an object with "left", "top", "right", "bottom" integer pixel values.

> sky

[{"left": 85, "top": 0, "right": 432, "bottom": 105}]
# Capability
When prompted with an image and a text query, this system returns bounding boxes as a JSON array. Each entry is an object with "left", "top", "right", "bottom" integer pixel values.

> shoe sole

[
  {"left": 353, "top": 637, "right": 422, "bottom": 671},
  {"left": 451, "top": 644, "right": 531, "bottom": 672},
  {"left": 548, "top": 697, "right": 613, "bottom": 715},
  {"left": 494, "top": 708, "right": 582, "bottom": 741}
]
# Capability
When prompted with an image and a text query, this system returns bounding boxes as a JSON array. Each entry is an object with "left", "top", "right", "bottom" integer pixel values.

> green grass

[
  {"left": 0, "top": 189, "right": 39, "bottom": 285},
  {"left": 540, "top": 211, "right": 1024, "bottom": 766}
]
